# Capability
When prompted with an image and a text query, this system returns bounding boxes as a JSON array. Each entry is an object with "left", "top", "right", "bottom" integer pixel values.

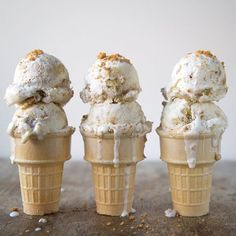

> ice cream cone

[
  {"left": 10, "top": 130, "right": 74, "bottom": 215},
  {"left": 81, "top": 131, "right": 146, "bottom": 216},
  {"left": 157, "top": 128, "right": 219, "bottom": 217}
]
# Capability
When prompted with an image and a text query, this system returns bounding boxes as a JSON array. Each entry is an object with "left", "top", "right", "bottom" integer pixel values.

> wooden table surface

[{"left": 0, "top": 159, "right": 236, "bottom": 236}]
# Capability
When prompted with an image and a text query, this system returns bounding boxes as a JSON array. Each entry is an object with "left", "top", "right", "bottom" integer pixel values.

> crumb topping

[
  {"left": 97, "top": 52, "right": 131, "bottom": 64},
  {"left": 195, "top": 50, "right": 214, "bottom": 58},
  {"left": 26, "top": 49, "right": 44, "bottom": 61}
]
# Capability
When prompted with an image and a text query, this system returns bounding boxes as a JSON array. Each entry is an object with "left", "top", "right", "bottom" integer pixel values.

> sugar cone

[
  {"left": 11, "top": 130, "right": 74, "bottom": 215},
  {"left": 81, "top": 131, "right": 146, "bottom": 216},
  {"left": 157, "top": 128, "right": 220, "bottom": 217}
]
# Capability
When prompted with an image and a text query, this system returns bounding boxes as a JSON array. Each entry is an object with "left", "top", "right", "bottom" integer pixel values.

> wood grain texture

[{"left": 0, "top": 159, "right": 236, "bottom": 236}]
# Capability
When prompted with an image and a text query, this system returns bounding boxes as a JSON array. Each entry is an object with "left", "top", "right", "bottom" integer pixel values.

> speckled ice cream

[
  {"left": 80, "top": 101, "right": 152, "bottom": 136},
  {"left": 166, "top": 50, "right": 227, "bottom": 102},
  {"left": 158, "top": 50, "right": 228, "bottom": 169},
  {"left": 5, "top": 49, "right": 75, "bottom": 144},
  {"left": 160, "top": 99, "right": 228, "bottom": 168},
  {"left": 160, "top": 98, "right": 227, "bottom": 135},
  {"left": 80, "top": 52, "right": 141, "bottom": 104},
  {"left": 7, "top": 103, "right": 72, "bottom": 143},
  {"left": 5, "top": 50, "right": 73, "bottom": 107}
]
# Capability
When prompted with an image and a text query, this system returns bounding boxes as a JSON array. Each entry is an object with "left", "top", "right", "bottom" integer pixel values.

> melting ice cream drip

[
  {"left": 184, "top": 137, "right": 199, "bottom": 168},
  {"left": 113, "top": 129, "right": 121, "bottom": 167},
  {"left": 212, "top": 130, "right": 223, "bottom": 160},
  {"left": 10, "top": 139, "right": 16, "bottom": 164},
  {"left": 121, "top": 165, "right": 131, "bottom": 217},
  {"left": 97, "top": 138, "right": 102, "bottom": 160},
  {"left": 131, "top": 137, "right": 137, "bottom": 162}
]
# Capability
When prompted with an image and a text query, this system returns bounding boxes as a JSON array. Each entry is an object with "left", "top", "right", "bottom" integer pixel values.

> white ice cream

[
  {"left": 80, "top": 101, "right": 152, "bottom": 136},
  {"left": 160, "top": 98, "right": 227, "bottom": 168},
  {"left": 166, "top": 50, "right": 227, "bottom": 102},
  {"left": 80, "top": 101, "right": 152, "bottom": 167},
  {"left": 160, "top": 99, "right": 227, "bottom": 135},
  {"left": 8, "top": 103, "right": 72, "bottom": 143},
  {"left": 5, "top": 49, "right": 73, "bottom": 107},
  {"left": 80, "top": 52, "right": 141, "bottom": 104}
]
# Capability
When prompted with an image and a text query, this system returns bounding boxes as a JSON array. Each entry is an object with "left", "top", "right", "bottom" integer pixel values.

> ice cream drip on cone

[
  {"left": 80, "top": 52, "right": 152, "bottom": 216},
  {"left": 157, "top": 50, "right": 228, "bottom": 216},
  {"left": 5, "top": 49, "right": 75, "bottom": 215}
]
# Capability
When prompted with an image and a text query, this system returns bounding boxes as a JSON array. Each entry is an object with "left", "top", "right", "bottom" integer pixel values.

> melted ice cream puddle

[
  {"left": 121, "top": 165, "right": 131, "bottom": 217},
  {"left": 165, "top": 208, "right": 176, "bottom": 218},
  {"left": 9, "top": 211, "right": 19, "bottom": 217}
]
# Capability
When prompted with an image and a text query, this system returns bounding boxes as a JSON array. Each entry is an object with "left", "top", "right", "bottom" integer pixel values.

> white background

[{"left": 0, "top": 0, "right": 235, "bottom": 160}]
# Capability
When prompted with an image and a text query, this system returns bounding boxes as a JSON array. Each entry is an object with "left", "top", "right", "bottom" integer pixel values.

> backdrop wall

[{"left": 1, "top": 0, "right": 235, "bottom": 160}]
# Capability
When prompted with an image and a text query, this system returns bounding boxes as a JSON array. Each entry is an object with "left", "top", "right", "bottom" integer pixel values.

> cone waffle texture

[
  {"left": 167, "top": 163, "right": 213, "bottom": 216},
  {"left": 157, "top": 128, "right": 218, "bottom": 216},
  {"left": 92, "top": 163, "right": 136, "bottom": 216},
  {"left": 18, "top": 163, "right": 63, "bottom": 215},
  {"left": 11, "top": 131, "right": 73, "bottom": 215},
  {"left": 81, "top": 131, "right": 146, "bottom": 216}
]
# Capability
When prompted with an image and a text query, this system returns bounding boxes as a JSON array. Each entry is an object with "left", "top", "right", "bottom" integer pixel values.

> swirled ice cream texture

[
  {"left": 160, "top": 99, "right": 227, "bottom": 168},
  {"left": 80, "top": 52, "right": 141, "bottom": 104},
  {"left": 5, "top": 49, "right": 73, "bottom": 107},
  {"left": 166, "top": 50, "right": 227, "bottom": 102},
  {"left": 161, "top": 99, "right": 227, "bottom": 135},
  {"left": 7, "top": 103, "right": 73, "bottom": 143},
  {"left": 80, "top": 101, "right": 152, "bottom": 136}
]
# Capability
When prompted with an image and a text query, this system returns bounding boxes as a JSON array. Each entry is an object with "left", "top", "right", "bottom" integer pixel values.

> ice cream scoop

[
  {"left": 7, "top": 102, "right": 71, "bottom": 143},
  {"left": 80, "top": 52, "right": 141, "bottom": 104},
  {"left": 5, "top": 49, "right": 73, "bottom": 106},
  {"left": 80, "top": 101, "right": 152, "bottom": 136},
  {"left": 160, "top": 98, "right": 227, "bottom": 135},
  {"left": 165, "top": 50, "right": 227, "bottom": 102}
]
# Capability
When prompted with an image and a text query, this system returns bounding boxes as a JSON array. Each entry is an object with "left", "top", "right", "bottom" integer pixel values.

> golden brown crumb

[
  {"left": 97, "top": 52, "right": 131, "bottom": 64},
  {"left": 26, "top": 49, "right": 44, "bottom": 61},
  {"left": 97, "top": 52, "right": 106, "bottom": 59},
  {"left": 129, "top": 215, "right": 135, "bottom": 220},
  {"left": 141, "top": 219, "right": 145, "bottom": 224},
  {"left": 20, "top": 97, "right": 37, "bottom": 109},
  {"left": 106, "top": 222, "right": 112, "bottom": 226},
  {"left": 137, "top": 223, "right": 144, "bottom": 229},
  {"left": 195, "top": 50, "right": 214, "bottom": 58},
  {"left": 10, "top": 207, "right": 18, "bottom": 211}
]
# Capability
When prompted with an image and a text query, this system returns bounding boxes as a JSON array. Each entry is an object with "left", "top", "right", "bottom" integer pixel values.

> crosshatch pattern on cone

[{"left": 92, "top": 163, "right": 136, "bottom": 216}]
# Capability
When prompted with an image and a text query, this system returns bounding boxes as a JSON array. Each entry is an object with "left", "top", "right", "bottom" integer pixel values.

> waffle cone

[
  {"left": 157, "top": 128, "right": 220, "bottom": 217},
  {"left": 11, "top": 130, "right": 74, "bottom": 215},
  {"left": 81, "top": 131, "right": 146, "bottom": 216}
]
